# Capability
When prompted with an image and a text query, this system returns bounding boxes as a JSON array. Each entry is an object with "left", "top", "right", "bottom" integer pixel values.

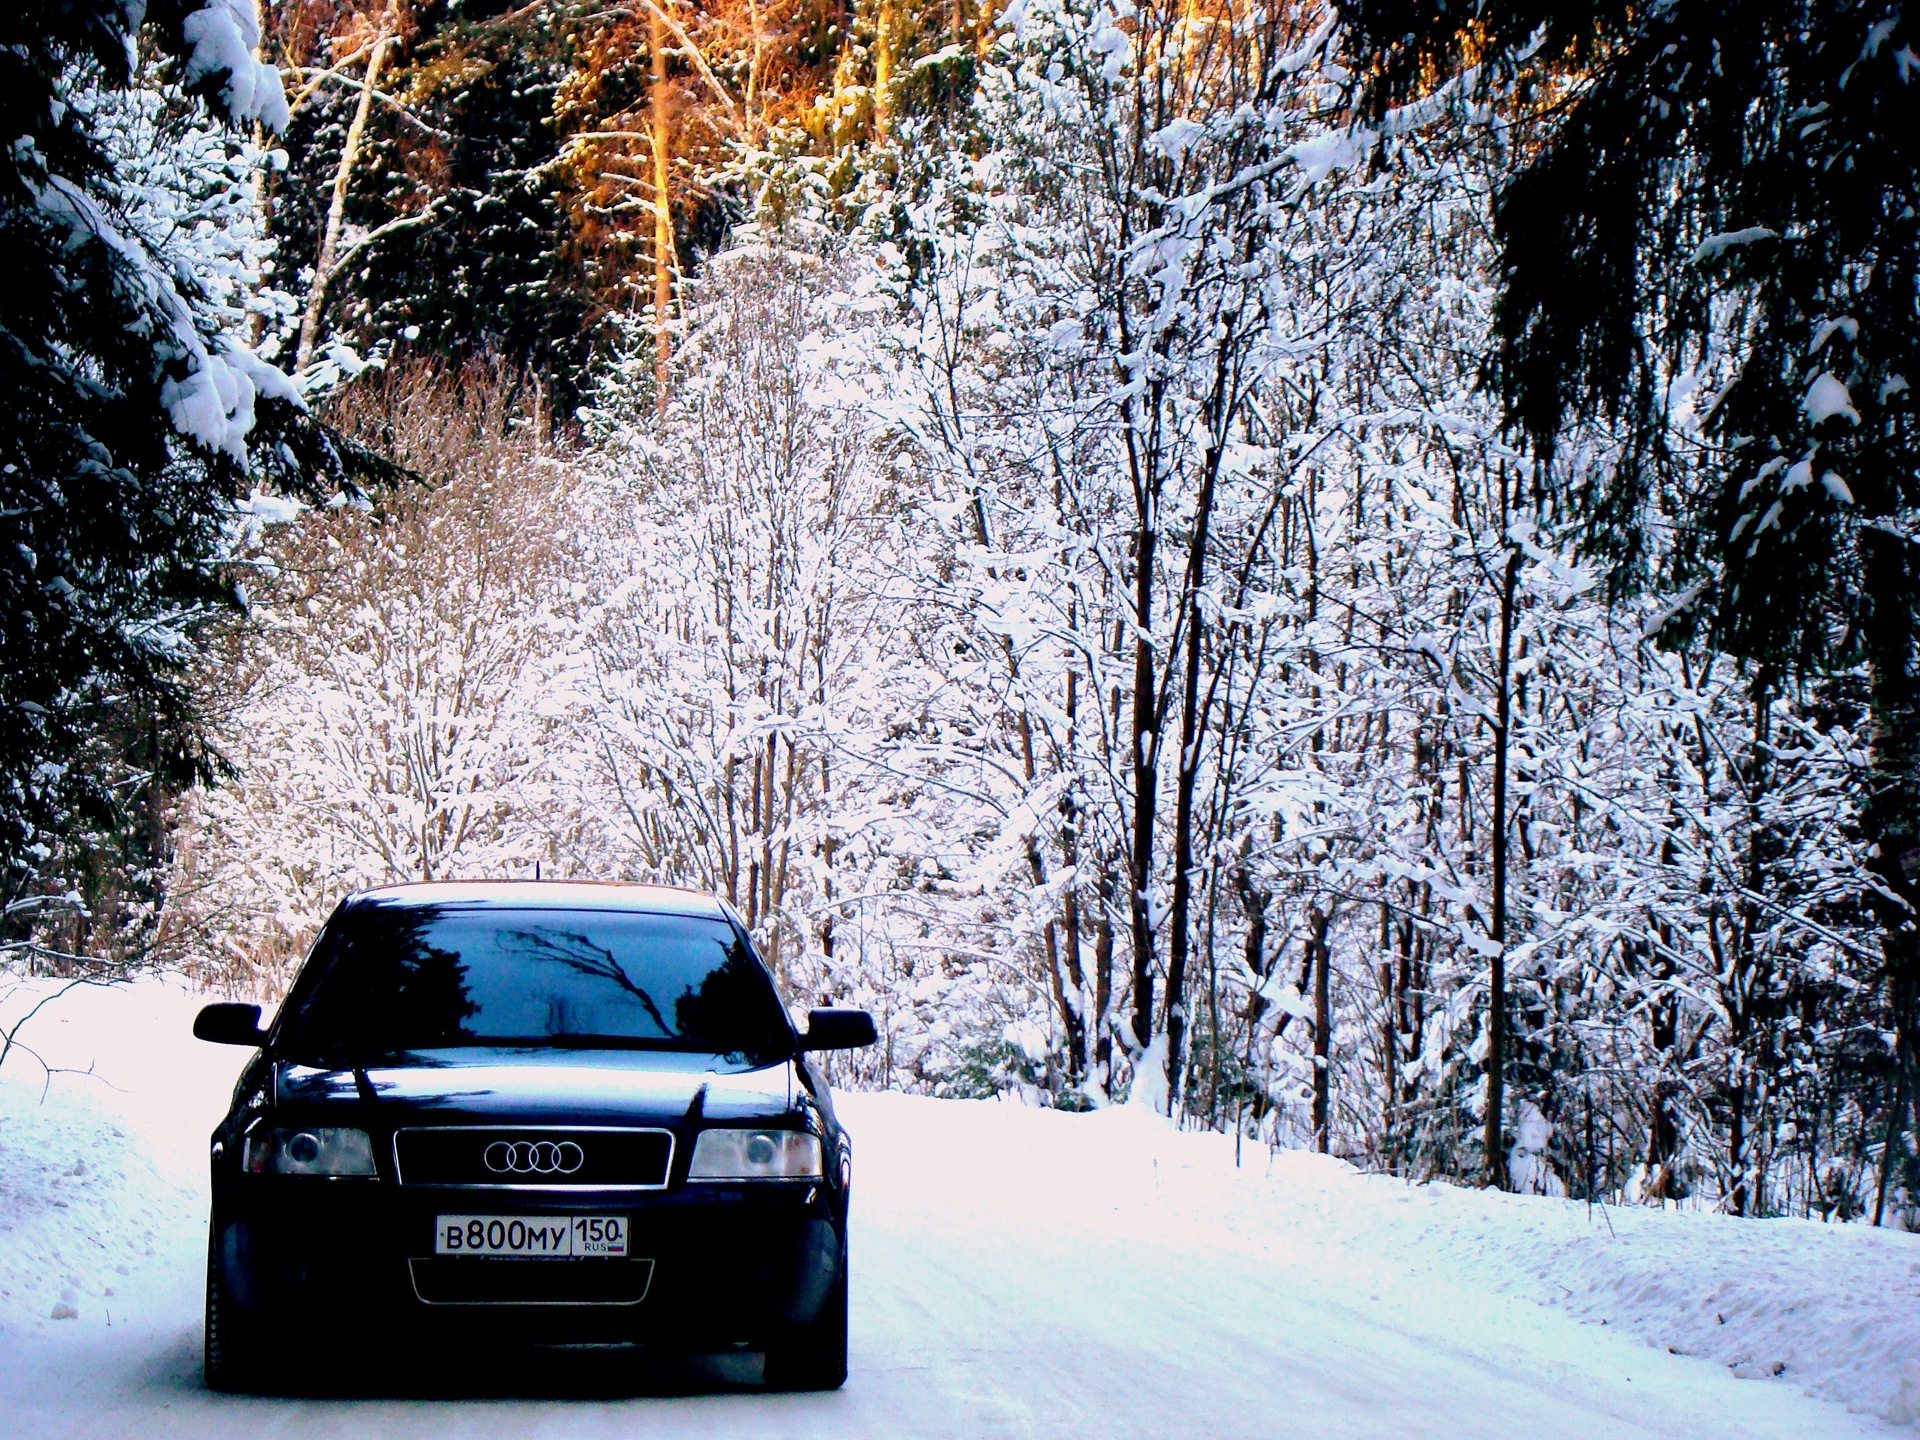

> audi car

[{"left": 192, "top": 881, "right": 877, "bottom": 1392}]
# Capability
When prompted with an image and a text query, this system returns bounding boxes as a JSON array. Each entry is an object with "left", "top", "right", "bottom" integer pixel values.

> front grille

[
  {"left": 409, "top": 1256, "right": 655, "bottom": 1305},
  {"left": 394, "top": 1127, "right": 673, "bottom": 1189}
]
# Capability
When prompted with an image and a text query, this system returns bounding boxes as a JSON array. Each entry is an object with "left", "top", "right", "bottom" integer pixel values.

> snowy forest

[{"left": 2, "top": 0, "right": 1916, "bottom": 1229}]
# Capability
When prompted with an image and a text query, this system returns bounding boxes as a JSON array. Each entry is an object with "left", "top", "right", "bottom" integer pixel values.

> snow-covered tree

[
  {"left": 1339, "top": 0, "right": 1918, "bottom": 1219},
  {"left": 155, "top": 0, "right": 1909, "bottom": 1225},
  {"left": 0, "top": 3, "right": 340, "bottom": 956}
]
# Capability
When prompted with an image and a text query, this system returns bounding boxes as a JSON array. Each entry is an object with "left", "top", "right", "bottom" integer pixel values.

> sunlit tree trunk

[
  {"left": 872, "top": 0, "right": 896, "bottom": 138},
  {"left": 746, "top": 0, "right": 766, "bottom": 144},
  {"left": 296, "top": 33, "right": 394, "bottom": 373},
  {"left": 650, "top": 3, "right": 675, "bottom": 412}
]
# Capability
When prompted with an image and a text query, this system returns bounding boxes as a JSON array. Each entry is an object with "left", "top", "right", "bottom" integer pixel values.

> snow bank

[
  {"left": 1269, "top": 1138, "right": 1920, "bottom": 1426},
  {"left": 0, "top": 979, "right": 247, "bottom": 1335},
  {"left": 847, "top": 1093, "right": 1920, "bottom": 1429}
]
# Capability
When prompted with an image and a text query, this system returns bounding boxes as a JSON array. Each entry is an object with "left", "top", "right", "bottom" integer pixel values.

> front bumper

[{"left": 213, "top": 1176, "right": 843, "bottom": 1349}]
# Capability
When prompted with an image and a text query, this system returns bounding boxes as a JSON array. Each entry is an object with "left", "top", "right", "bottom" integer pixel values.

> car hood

[{"left": 273, "top": 1047, "right": 794, "bottom": 1126}]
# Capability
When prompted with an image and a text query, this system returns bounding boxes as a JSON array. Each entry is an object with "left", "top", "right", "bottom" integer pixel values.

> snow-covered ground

[{"left": 1, "top": 977, "right": 1915, "bottom": 1438}]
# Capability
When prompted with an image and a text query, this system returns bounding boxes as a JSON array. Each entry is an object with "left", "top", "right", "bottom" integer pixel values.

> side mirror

[
  {"left": 800, "top": 1007, "right": 877, "bottom": 1052},
  {"left": 193, "top": 1002, "right": 266, "bottom": 1047}
]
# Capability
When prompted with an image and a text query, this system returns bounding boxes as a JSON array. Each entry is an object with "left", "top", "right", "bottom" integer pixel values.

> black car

[{"left": 192, "top": 881, "right": 877, "bottom": 1392}]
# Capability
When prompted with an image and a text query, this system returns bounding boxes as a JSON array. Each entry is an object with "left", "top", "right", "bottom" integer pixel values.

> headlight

[
  {"left": 687, "top": 1128, "right": 823, "bottom": 1181},
  {"left": 243, "top": 1127, "right": 377, "bottom": 1177}
]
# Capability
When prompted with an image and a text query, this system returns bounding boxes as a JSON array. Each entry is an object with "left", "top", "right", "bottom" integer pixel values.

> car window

[{"left": 275, "top": 906, "right": 792, "bottom": 1063}]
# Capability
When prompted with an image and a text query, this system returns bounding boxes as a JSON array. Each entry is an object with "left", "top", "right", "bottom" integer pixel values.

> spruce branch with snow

[{"left": 0, "top": 3, "right": 359, "bottom": 946}]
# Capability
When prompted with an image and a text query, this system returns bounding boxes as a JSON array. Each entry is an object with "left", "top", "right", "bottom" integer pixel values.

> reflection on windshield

[{"left": 277, "top": 907, "right": 790, "bottom": 1062}]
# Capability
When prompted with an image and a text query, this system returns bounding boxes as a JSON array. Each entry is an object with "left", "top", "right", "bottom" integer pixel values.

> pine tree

[
  {"left": 269, "top": 4, "right": 597, "bottom": 402},
  {"left": 0, "top": 4, "right": 347, "bottom": 937},
  {"left": 265, "top": 0, "right": 982, "bottom": 409},
  {"left": 361, "top": 7, "right": 597, "bottom": 397}
]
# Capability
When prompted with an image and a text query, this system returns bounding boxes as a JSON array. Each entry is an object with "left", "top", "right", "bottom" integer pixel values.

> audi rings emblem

[{"left": 483, "top": 1139, "right": 586, "bottom": 1175}]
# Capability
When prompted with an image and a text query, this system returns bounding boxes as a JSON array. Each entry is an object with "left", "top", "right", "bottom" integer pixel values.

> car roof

[{"left": 346, "top": 880, "right": 730, "bottom": 920}]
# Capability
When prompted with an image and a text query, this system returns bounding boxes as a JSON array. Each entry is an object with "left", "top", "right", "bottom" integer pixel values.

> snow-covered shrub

[{"left": 165, "top": 361, "right": 581, "bottom": 991}]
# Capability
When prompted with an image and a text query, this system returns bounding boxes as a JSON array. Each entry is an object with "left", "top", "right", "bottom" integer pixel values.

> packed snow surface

[{"left": 2, "top": 978, "right": 1915, "bottom": 1437}]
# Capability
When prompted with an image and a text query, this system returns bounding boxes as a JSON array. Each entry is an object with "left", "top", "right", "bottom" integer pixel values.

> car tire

[
  {"left": 763, "top": 1249, "right": 848, "bottom": 1391},
  {"left": 203, "top": 1228, "right": 263, "bottom": 1393}
]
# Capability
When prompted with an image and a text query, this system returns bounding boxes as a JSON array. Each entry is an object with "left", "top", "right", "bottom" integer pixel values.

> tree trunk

[
  {"left": 1059, "top": 667, "right": 1088, "bottom": 1080},
  {"left": 1165, "top": 438, "right": 1224, "bottom": 1105},
  {"left": 1379, "top": 953, "right": 1397, "bottom": 1164},
  {"left": 873, "top": 0, "right": 896, "bottom": 137},
  {"left": 1234, "top": 865, "right": 1269, "bottom": 1086},
  {"left": 1311, "top": 904, "right": 1333, "bottom": 1153},
  {"left": 745, "top": 0, "right": 765, "bottom": 142},
  {"left": 1060, "top": 865, "right": 1086, "bottom": 1081},
  {"left": 1127, "top": 517, "right": 1159, "bottom": 1066},
  {"left": 1644, "top": 931, "right": 1682, "bottom": 1199},
  {"left": 1484, "top": 544, "right": 1523, "bottom": 1190},
  {"left": 296, "top": 34, "right": 393, "bottom": 373},
  {"left": 1094, "top": 868, "right": 1115, "bottom": 1093},
  {"left": 650, "top": 4, "right": 675, "bottom": 413}
]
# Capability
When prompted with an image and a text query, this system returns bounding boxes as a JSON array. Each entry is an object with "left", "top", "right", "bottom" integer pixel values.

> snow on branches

[
  {"left": 156, "top": 1, "right": 1903, "bottom": 1223},
  {"left": 177, "top": 0, "right": 290, "bottom": 131}
]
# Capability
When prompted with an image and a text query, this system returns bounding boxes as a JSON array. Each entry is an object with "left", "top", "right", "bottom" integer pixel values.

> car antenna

[{"left": 535, "top": 860, "right": 541, "bottom": 880}]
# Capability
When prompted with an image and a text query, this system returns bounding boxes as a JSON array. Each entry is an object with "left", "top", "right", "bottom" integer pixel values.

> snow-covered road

[{"left": 1, "top": 981, "right": 1913, "bottom": 1438}]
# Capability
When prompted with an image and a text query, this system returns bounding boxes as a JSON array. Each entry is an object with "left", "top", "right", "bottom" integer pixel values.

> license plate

[{"left": 434, "top": 1214, "right": 628, "bottom": 1258}]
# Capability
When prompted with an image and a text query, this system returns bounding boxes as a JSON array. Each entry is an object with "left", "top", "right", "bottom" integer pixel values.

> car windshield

[{"left": 275, "top": 905, "right": 792, "bottom": 1063}]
